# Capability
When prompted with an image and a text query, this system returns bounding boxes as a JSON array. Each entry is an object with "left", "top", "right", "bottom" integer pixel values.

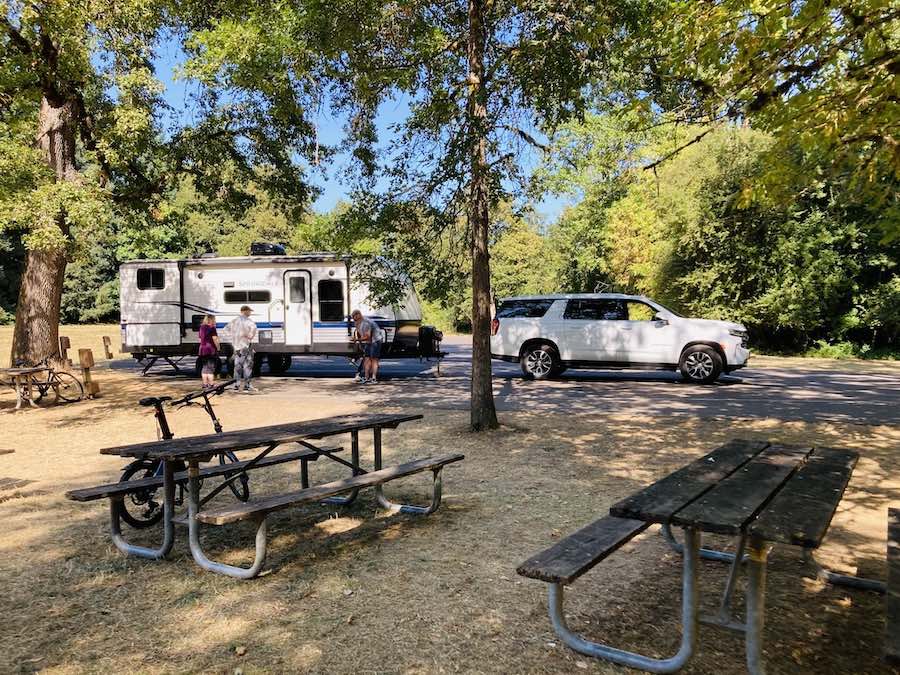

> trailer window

[
  {"left": 224, "top": 290, "right": 271, "bottom": 304},
  {"left": 136, "top": 268, "right": 165, "bottom": 290},
  {"left": 289, "top": 277, "right": 306, "bottom": 303},
  {"left": 318, "top": 280, "right": 344, "bottom": 322}
]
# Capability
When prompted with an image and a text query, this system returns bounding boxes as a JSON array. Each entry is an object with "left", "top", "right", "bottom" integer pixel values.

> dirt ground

[{"left": 0, "top": 367, "right": 898, "bottom": 674}]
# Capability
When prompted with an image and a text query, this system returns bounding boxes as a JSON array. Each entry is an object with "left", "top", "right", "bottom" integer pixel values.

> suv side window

[
  {"left": 496, "top": 299, "right": 554, "bottom": 318},
  {"left": 624, "top": 301, "right": 656, "bottom": 321},
  {"left": 564, "top": 299, "right": 626, "bottom": 321}
]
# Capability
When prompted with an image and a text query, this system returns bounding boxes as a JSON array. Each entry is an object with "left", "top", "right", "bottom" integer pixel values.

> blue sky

[{"left": 153, "top": 41, "right": 573, "bottom": 224}]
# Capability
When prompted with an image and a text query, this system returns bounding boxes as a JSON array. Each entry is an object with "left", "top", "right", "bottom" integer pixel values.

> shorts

[
  {"left": 364, "top": 341, "right": 383, "bottom": 359},
  {"left": 200, "top": 355, "right": 219, "bottom": 375}
]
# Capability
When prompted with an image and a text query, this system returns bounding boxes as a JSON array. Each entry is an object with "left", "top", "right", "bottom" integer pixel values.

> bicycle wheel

[
  {"left": 118, "top": 460, "right": 164, "bottom": 529},
  {"left": 51, "top": 372, "right": 84, "bottom": 402},
  {"left": 32, "top": 376, "right": 52, "bottom": 403},
  {"left": 219, "top": 451, "right": 250, "bottom": 501}
]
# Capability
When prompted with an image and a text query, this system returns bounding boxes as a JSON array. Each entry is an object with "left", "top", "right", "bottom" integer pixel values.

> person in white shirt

[{"left": 228, "top": 305, "right": 258, "bottom": 392}]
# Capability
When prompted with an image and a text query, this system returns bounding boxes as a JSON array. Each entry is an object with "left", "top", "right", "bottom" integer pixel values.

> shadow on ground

[{"left": 1, "top": 408, "right": 898, "bottom": 674}]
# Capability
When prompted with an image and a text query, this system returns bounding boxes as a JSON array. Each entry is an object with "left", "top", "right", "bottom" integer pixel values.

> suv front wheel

[
  {"left": 521, "top": 344, "right": 559, "bottom": 380},
  {"left": 679, "top": 345, "right": 723, "bottom": 384}
]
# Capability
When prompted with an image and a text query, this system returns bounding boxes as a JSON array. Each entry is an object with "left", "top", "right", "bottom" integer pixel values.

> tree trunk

[
  {"left": 466, "top": 0, "right": 499, "bottom": 431},
  {"left": 10, "top": 95, "right": 78, "bottom": 365}
]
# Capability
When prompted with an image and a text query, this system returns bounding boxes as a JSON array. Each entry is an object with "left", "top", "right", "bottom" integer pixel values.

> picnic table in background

[
  {"left": 0, "top": 367, "right": 46, "bottom": 410},
  {"left": 518, "top": 439, "right": 891, "bottom": 674},
  {"left": 0, "top": 360, "right": 85, "bottom": 410},
  {"left": 67, "top": 412, "right": 464, "bottom": 579}
]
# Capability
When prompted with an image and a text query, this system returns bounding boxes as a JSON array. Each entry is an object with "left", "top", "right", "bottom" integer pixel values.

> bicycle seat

[{"left": 139, "top": 396, "right": 173, "bottom": 407}]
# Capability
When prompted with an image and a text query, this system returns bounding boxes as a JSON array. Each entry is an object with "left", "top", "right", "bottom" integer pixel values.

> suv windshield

[{"left": 496, "top": 299, "right": 554, "bottom": 318}]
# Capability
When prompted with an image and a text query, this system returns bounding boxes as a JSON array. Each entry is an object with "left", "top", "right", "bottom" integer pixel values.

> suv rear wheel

[
  {"left": 521, "top": 344, "right": 559, "bottom": 380},
  {"left": 679, "top": 346, "right": 723, "bottom": 384}
]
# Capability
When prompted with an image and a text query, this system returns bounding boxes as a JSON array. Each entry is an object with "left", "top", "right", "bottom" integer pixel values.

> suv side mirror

[{"left": 653, "top": 313, "right": 669, "bottom": 326}]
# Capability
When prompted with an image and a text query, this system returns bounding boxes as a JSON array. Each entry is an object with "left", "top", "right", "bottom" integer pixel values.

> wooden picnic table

[
  {"left": 519, "top": 439, "right": 861, "bottom": 674},
  {"left": 100, "top": 412, "right": 424, "bottom": 461},
  {"left": 70, "top": 412, "right": 463, "bottom": 579},
  {"left": 0, "top": 366, "right": 49, "bottom": 410}
]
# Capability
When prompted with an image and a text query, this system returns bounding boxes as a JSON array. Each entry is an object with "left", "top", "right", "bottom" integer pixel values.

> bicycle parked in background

[
  {"left": 12, "top": 356, "right": 84, "bottom": 403},
  {"left": 118, "top": 379, "right": 250, "bottom": 528}
]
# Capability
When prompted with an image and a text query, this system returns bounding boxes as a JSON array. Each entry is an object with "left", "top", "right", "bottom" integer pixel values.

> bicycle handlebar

[{"left": 169, "top": 379, "right": 237, "bottom": 407}]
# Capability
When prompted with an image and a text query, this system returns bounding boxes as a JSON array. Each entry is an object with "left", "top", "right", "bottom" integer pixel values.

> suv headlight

[{"left": 728, "top": 329, "right": 749, "bottom": 348}]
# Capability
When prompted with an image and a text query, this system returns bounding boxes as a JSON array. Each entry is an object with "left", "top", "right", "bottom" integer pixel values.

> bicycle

[
  {"left": 118, "top": 379, "right": 251, "bottom": 528},
  {"left": 12, "top": 356, "right": 84, "bottom": 403}
]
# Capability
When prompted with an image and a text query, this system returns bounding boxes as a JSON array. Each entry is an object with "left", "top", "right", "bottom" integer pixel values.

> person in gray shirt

[{"left": 351, "top": 309, "right": 384, "bottom": 383}]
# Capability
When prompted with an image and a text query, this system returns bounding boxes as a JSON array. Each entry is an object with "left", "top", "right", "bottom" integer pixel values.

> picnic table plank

[
  {"left": 671, "top": 444, "right": 812, "bottom": 535},
  {"left": 100, "top": 412, "right": 423, "bottom": 460},
  {"left": 66, "top": 446, "right": 342, "bottom": 502},
  {"left": 609, "top": 439, "right": 769, "bottom": 523},
  {"left": 516, "top": 516, "right": 649, "bottom": 584},
  {"left": 748, "top": 448, "right": 859, "bottom": 547},
  {"left": 196, "top": 453, "right": 464, "bottom": 524},
  {"left": 0, "top": 367, "right": 47, "bottom": 376}
]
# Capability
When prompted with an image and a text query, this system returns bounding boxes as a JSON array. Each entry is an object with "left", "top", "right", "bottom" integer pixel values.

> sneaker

[
  {"left": 243, "top": 385, "right": 258, "bottom": 393},
  {"left": 353, "top": 375, "right": 365, "bottom": 383},
  {"left": 365, "top": 377, "right": 377, "bottom": 384}
]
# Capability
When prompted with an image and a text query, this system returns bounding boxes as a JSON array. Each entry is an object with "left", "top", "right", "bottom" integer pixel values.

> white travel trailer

[{"left": 119, "top": 252, "right": 443, "bottom": 374}]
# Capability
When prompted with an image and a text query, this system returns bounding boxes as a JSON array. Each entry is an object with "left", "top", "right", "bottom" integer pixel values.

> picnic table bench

[
  {"left": 67, "top": 412, "right": 464, "bottom": 579},
  {"left": 517, "top": 439, "right": 891, "bottom": 674}
]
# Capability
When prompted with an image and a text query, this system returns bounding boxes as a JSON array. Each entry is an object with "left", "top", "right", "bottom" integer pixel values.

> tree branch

[
  {"left": 642, "top": 126, "right": 717, "bottom": 172},
  {"left": 0, "top": 15, "right": 33, "bottom": 55}
]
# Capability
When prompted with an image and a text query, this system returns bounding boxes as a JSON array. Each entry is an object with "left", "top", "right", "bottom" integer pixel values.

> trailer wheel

[{"left": 267, "top": 354, "right": 292, "bottom": 374}]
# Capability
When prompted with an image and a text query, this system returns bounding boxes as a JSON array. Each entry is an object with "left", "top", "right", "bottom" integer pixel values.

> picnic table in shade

[
  {"left": 517, "top": 439, "right": 890, "bottom": 674},
  {"left": 0, "top": 366, "right": 48, "bottom": 410},
  {"left": 68, "top": 412, "right": 464, "bottom": 579}
]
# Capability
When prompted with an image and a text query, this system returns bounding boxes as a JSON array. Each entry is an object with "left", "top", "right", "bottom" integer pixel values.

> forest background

[{"left": 2, "top": 0, "right": 897, "bottom": 359}]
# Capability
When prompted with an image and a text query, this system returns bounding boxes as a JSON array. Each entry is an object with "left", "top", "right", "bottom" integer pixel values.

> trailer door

[{"left": 283, "top": 271, "right": 312, "bottom": 346}]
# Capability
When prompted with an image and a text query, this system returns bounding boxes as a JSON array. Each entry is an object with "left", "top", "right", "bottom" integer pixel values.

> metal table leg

[
  {"left": 322, "top": 430, "right": 361, "bottom": 506},
  {"left": 14, "top": 374, "right": 38, "bottom": 410},
  {"left": 186, "top": 459, "right": 268, "bottom": 579},
  {"left": 547, "top": 528, "right": 700, "bottom": 673},
  {"left": 371, "top": 427, "right": 444, "bottom": 515},
  {"left": 701, "top": 534, "right": 748, "bottom": 631},
  {"left": 803, "top": 548, "right": 886, "bottom": 593},
  {"left": 109, "top": 459, "right": 175, "bottom": 560},
  {"left": 745, "top": 540, "right": 773, "bottom": 675},
  {"left": 662, "top": 522, "right": 748, "bottom": 564}
]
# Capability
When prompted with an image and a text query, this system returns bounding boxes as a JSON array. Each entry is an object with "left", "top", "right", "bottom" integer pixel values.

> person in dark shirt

[{"left": 197, "top": 314, "right": 220, "bottom": 388}]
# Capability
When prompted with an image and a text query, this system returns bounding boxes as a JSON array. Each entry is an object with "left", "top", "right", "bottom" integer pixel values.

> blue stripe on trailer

[
  {"left": 208, "top": 322, "right": 284, "bottom": 329},
  {"left": 313, "top": 320, "right": 396, "bottom": 327}
]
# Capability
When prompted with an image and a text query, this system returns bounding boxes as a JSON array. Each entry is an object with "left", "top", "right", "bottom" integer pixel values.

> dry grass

[
  {"left": 0, "top": 324, "right": 122, "bottom": 368},
  {"left": 0, "top": 370, "right": 898, "bottom": 674}
]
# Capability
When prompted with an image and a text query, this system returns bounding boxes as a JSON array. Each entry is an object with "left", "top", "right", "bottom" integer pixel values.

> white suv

[{"left": 490, "top": 294, "right": 750, "bottom": 383}]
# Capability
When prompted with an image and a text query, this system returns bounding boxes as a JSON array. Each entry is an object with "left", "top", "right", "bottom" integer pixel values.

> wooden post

[
  {"left": 59, "top": 336, "right": 72, "bottom": 366},
  {"left": 102, "top": 336, "right": 113, "bottom": 360},
  {"left": 78, "top": 348, "right": 100, "bottom": 398}
]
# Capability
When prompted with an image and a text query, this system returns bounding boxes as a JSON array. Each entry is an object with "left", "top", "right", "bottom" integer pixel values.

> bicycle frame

[{"left": 136, "top": 379, "right": 239, "bottom": 481}]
